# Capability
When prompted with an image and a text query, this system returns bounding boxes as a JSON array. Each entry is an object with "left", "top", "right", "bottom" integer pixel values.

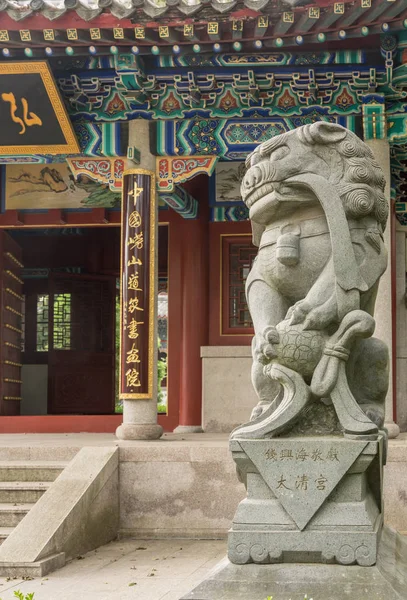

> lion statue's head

[{"left": 240, "top": 122, "right": 387, "bottom": 234}]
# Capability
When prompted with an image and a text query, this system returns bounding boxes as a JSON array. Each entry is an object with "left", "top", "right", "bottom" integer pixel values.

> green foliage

[
  {"left": 13, "top": 592, "right": 35, "bottom": 600},
  {"left": 157, "top": 357, "right": 167, "bottom": 404},
  {"left": 114, "top": 296, "right": 168, "bottom": 414}
]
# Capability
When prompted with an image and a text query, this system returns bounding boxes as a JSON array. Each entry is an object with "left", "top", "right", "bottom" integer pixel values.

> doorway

[
  {"left": 0, "top": 224, "right": 172, "bottom": 431},
  {"left": 0, "top": 228, "right": 119, "bottom": 418}
]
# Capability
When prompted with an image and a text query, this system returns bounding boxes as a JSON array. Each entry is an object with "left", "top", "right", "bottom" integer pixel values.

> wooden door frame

[{"left": 157, "top": 214, "right": 181, "bottom": 432}]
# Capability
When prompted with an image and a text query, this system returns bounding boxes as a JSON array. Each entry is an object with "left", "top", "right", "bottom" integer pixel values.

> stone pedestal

[{"left": 228, "top": 436, "right": 384, "bottom": 567}]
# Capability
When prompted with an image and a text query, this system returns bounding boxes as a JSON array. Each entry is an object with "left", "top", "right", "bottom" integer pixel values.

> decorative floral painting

[
  {"left": 4, "top": 163, "right": 121, "bottom": 210},
  {"left": 215, "top": 161, "right": 246, "bottom": 202}
]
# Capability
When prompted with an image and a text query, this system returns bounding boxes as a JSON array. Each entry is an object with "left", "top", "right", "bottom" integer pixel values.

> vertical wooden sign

[{"left": 120, "top": 169, "right": 156, "bottom": 400}]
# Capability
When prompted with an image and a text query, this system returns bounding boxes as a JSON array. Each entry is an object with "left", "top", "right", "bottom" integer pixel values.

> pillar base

[
  {"left": 385, "top": 421, "right": 400, "bottom": 439},
  {"left": 116, "top": 423, "right": 163, "bottom": 440},
  {"left": 174, "top": 425, "right": 203, "bottom": 434}
]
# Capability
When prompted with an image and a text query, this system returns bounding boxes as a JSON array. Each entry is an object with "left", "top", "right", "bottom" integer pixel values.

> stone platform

[
  {"left": 180, "top": 560, "right": 402, "bottom": 600},
  {"left": 0, "top": 433, "right": 405, "bottom": 538},
  {"left": 182, "top": 527, "right": 407, "bottom": 600}
]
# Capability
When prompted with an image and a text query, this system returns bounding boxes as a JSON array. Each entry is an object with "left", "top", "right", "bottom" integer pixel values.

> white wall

[{"left": 21, "top": 365, "right": 48, "bottom": 415}]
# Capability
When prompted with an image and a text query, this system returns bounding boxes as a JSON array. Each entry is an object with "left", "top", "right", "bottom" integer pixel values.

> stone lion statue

[{"left": 231, "top": 122, "right": 389, "bottom": 440}]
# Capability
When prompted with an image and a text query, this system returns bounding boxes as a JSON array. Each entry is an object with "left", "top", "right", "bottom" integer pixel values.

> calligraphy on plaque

[
  {"left": 120, "top": 170, "right": 156, "bottom": 400},
  {"left": 0, "top": 62, "right": 79, "bottom": 156}
]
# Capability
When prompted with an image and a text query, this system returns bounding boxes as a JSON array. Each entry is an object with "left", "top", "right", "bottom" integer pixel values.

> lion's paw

[{"left": 253, "top": 328, "right": 280, "bottom": 365}]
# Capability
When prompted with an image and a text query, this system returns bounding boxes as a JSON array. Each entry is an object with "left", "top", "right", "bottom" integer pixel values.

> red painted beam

[{"left": 0, "top": 415, "right": 122, "bottom": 433}]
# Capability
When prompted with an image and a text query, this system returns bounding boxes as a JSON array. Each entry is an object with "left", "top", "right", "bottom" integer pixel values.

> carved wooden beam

[{"left": 156, "top": 156, "right": 218, "bottom": 192}]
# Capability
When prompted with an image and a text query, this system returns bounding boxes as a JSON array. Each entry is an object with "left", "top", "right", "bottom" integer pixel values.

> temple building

[{"left": 0, "top": 0, "right": 406, "bottom": 442}]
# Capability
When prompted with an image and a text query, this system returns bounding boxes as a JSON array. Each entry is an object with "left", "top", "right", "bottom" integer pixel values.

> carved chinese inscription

[{"left": 119, "top": 170, "right": 156, "bottom": 400}]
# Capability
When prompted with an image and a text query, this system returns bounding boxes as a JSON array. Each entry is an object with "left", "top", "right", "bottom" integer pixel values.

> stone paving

[{"left": 0, "top": 538, "right": 226, "bottom": 600}]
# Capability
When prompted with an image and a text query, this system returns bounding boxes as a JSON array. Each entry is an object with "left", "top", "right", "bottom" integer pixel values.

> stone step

[
  {"left": 0, "top": 462, "right": 67, "bottom": 482},
  {"left": 0, "top": 503, "right": 34, "bottom": 527},
  {"left": 0, "top": 527, "right": 14, "bottom": 546},
  {"left": 0, "top": 482, "right": 50, "bottom": 504}
]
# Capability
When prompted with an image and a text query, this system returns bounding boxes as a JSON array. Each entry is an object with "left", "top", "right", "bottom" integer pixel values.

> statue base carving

[{"left": 228, "top": 436, "right": 384, "bottom": 567}]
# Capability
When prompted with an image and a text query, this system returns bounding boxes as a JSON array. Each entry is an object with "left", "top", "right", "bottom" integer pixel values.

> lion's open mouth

[{"left": 243, "top": 182, "right": 275, "bottom": 208}]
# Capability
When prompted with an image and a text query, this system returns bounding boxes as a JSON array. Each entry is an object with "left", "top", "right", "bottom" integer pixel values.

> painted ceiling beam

[
  {"left": 159, "top": 185, "right": 198, "bottom": 219},
  {"left": 273, "top": 12, "right": 295, "bottom": 36}
]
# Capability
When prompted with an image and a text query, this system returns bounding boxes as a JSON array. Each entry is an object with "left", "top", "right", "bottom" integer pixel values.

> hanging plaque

[
  {"left": 0, "top": 62, "right": 79, "bottom": 156},
  {"left": 120, "top": 169, "right": 156, "bottom": 400}
]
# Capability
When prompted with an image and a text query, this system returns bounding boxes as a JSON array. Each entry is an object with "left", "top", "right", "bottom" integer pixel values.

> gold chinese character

[
  {"left": 361, "top": 0, "right": 371, "bottom": 6},
  {"left": 207, "top": 22, "right": 219, "bottom": 35},
  {"left": 326, "top": 447, "right": 339, "bottom": 462},
  {"left": 184, "top": 24, "right": 194, "bottom": 37},
  {"left": 1, "top": 93, "right": 42, "bottom": 136},
  {"left": 296, "top": 448, "right": 308, "bottom": 462},
  {"left": 258, "top": 16, "right": 268, "bottom": 28},
  {"left": 128, "top": 318, "right": 144, "bottom": 339},
  {"left": 308, "top": 6, "right": 320, "bottom": 18},
  {"left": 265, "top": 448, "right": 277, "bottom": 461},
  {"left": 232, "top": 20, "right": 243, "bottom": 31},
  {"left": 114, "top": 28, "right": 124, "bottom": 39},
  {"left": 128, "top": 273, "right": 142, "bottom": 291},
  {"left": 129, "top": 210, "right": 142, "bottom": 228},
  {"left": 126, "top": 343, "right": 141, "bottom": 364},
  {"left": 283, "top": 12, "right": 294, "bottom": 23},
  {"left": 19, "top": 30, "right": 31, "bottom": 41},
  {"left": 277, "top": 475, "right": 290, "bottom": 490},
  {"left": 135, "top": 27, "right": 145, "bottom": 39},
  {"left": 67, "top": 28, "right": 78, "bottom": 40},
  {"left": 0, "top": 31, "right": 9, "bottom": 42},
  {"left": 126, "top": 368, "right": 141, "bottom": 388},
  {"left": 129, "top": 297, "right": 143, "bottom": 313},
  {"left": 159, "top": 26, "right": 169, "bottom": 38},
  {"left": 311, "top": 449, "right": 324, "bottom": 462},
  {"left": 315, "top": 475, "right": 328, "bottom": 491},
  {"left": 43, "top": 29, "right": 54, "bottom": 41},
  {"left": 90, "top": 28, "right": 101, "bottom": 40},
  {"left": 280, "top": 449, "right": 293, "bottom": 460},
  {"left": 295, "top": 474, "right": 308, "bottom": 491},
  {"left": 128, "top": 256, "right": 142, "bottom": 267},
  {"left": 334, "top": 2, "right": 345, "bottom": 14},
  {"left": 128, "top": 233, "right": 144, "bottom": 250},
  {"left": 129, "top": 183, "right": 144, "bottom": 206}
]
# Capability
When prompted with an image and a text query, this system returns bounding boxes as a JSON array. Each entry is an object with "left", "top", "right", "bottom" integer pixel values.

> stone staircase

[{"left": 0, "top": 461, "right": 68, "bottom": 547}]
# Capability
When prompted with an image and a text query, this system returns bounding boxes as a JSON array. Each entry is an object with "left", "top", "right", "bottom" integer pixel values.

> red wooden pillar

[{"left": 174, "top": 202, "right": 209, "bottom": 432}]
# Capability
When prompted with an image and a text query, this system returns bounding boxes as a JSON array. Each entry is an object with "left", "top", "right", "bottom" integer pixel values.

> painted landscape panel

[
  {"left": 215, "top": 161, "right": 246, "bottom": 203},
  {"left": 4, "top": 163, "right": 120, "bottom": 210}
]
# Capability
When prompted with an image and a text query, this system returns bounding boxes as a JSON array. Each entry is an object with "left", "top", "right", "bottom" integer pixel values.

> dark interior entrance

[
  {"left": 0, "top": 224, "right": 170, "bottom": 430},
  {"left": 0, "top": 227, "right": 120, "bottom": 417},
  {"left": 47, "top": 273, "right": 116, "bottom": 414}
]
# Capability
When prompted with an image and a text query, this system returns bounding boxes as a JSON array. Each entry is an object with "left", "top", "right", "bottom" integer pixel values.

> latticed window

[
  {"left": 36, "top": 294, "right": 49, "bottom": 352},
  {"left": 36, "top": 293, "right": 71, "bottom": 351},
  {"left": 53, "top": 293, "right": 72, "bottom": 350},
  {"left": 221, "top": 235, "right": 256, "bottom": 335}
]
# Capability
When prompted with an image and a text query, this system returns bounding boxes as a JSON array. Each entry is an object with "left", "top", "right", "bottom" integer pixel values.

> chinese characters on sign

[
  {"left": 0, "top": 62, "right": 79, "bottom": 155},
  {"left": 276, "top": 474, "right": 328, "bottom": 492},
  {"left": 120, "top": 171, "right": 156, "bottom": 399},
  {"left": 265, "top": 445, "right": 339, "bottom": 494},
  {"left": 265, "top": 446, "right": 339, "bottom": 462},
  {"left": 1, "top": 92, "right": 42, "bottom": 135}
]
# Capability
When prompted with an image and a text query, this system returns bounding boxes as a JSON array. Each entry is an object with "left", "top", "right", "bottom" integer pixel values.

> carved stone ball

[{"left": 274, "top": 320, "right": 326, "bottom": 378}]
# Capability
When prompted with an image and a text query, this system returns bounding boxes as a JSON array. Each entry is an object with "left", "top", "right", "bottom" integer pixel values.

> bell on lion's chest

[{"left": 276, "top": 232, "right": 300, "bottom": 266}]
